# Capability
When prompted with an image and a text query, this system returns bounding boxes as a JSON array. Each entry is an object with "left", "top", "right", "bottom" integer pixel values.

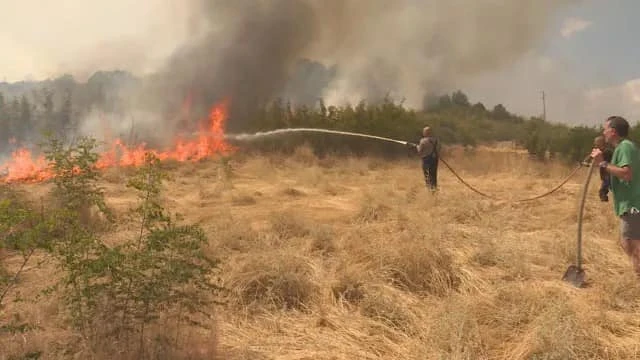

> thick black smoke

[
  {"left": 154, "top": 0, "right": 322, "bottom": 131},
  {"left": 151, "top": 0, "right": 579, "bottom": 132}
]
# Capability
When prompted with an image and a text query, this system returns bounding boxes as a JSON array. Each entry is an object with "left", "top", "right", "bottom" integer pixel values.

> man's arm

[
  {"left": 605, "top": 164, "right": 633, "bottom": 181},
  {"left": 604, "top": 163, "right": 632, "bottom": 182},
  {"left": 606, "top": 143, "right": 633, "bottom": 182}
]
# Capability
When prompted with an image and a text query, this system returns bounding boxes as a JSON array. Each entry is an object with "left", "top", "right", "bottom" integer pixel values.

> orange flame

[{"left": 0, "top": 99, "right": 235, "bottom": 184}]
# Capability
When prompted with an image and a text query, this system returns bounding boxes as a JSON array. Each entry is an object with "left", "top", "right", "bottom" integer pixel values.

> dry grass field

[{"left": 2, "top": 144, "right": 640, "bottom": 360}]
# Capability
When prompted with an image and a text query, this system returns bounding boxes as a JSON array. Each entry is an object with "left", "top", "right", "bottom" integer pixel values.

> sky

[
  {"left": 0, "top": 0, "right": 191, "bottom": 81},
  {"left": 0, "top": 0, "right": 638, "bottom": 127},
  {"left": 461, "top": 0, "right": 640, "bottom": 126}
]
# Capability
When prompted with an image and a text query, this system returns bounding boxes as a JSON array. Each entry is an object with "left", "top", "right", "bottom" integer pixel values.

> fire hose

[
  {"left": 406, "top": 141, "right": 590, "bottom": 203},
  {"left": 439, "top": 157, "right": 586, "bottom": 203}
]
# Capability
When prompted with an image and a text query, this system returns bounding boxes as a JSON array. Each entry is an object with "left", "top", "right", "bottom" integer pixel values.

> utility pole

[{"left": 541, "top": 91, "right": 547, "bottom": 121}]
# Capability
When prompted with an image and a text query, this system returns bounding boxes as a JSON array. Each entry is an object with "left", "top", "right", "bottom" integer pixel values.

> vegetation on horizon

[{"left": 3, "top": 70, "right": 638, "bottom": 164}]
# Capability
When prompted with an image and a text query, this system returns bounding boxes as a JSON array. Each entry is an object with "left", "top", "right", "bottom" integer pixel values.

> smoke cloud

[
  {"left": 155, "top": 0, "right": 321, "bottom": 131},
  {"left": 0, "top": 0, "right": 583, "bottom": 148},
  {"left": 154, "top": 0, "right": 579, "bottom": 127}
]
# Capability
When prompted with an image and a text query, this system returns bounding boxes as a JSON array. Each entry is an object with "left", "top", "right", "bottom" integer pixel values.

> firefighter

[{"left": 409, "top": 126, "right": 441, "bottom": 191}]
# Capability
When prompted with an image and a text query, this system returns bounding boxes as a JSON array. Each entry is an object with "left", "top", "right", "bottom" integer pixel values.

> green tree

[
  {"left": 491, "top": 104, "right": 510, "bottom": 121},
  {"left": 33, "top": 135, "right": 222, "bottom": 357},
  {"left": 451, "top": 90, "right": 470, "bottom": 107}
]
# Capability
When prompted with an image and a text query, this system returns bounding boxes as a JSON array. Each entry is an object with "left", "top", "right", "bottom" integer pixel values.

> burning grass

[
  {"left": 3, "top": 144, "right": 640, "bottom": 359},
  {"left": 0, "top": 100, "right": 234, "bottom": 184}
]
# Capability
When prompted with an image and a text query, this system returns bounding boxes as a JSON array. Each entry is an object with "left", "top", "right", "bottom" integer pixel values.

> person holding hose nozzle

[
  {"left": 407, "top": 126, "right": 441, "bottom": 191},
  {"left": 591, "top": 116, "right": 640, "bottom": 278}
]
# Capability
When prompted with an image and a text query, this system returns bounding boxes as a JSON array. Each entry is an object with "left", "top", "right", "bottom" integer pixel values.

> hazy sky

[
  {"left": 0, "top": 0, "right": 191, "bottom": 81},
  {"left": 0, "top": 0, "right": 638, "bottom": 126},
  {"left": 459, "top": 0, "right": 640, "bottom": 125}
]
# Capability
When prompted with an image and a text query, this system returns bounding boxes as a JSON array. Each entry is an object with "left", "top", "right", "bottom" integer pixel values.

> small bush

[
  {"left": 270, "top": 211, "right": 311, "bottom": 239},
  {"left": 471, "top": 241, "right": 501, "bottom": 267},
  {"left": 355, "top": 196, "right": 392, "bottom": 223},
  {"left": 291, "top": 144, "right": 317, "bottom": 166},
  {"left": 308, "top": 225, "right": 335, "bottom": 254},
  {"left": 382, "top": 243, "right": 462, "bottom": 296},
  {"left": 331, "top": 275, "right": 365, "bottom": 305},
  {"left": 0, "top": 193, "right": 51, "bottom": 308},
  {"left": 39, "top": 138, "right": 222, "bottom": 357},
  {"left": 226, "top": 253, "right": 318, "bottom": 312},
  {"left": 425, "top": 296, "right": 489, "bottom": 358},
  {"left": 360, "top": 288, "right": 416, "bottom": 335}
]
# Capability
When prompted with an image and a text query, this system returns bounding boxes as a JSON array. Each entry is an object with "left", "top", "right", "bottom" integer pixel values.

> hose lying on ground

[{"left": 439, "top": 156, "right": 587, "bottom": 203}]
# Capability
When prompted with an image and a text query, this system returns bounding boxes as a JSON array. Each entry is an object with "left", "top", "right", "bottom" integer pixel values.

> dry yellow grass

[{"left": 2, "top": 144, "right": 640, "bottom": 359}]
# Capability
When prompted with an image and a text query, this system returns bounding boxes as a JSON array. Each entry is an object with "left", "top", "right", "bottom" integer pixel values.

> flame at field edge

[{"left": 0, "top": 99, "right": 235, "bottom": 184}]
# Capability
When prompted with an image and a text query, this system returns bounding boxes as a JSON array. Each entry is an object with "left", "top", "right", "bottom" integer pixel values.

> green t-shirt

[{"left": 610, "top": 139, "right": 640, "bottom": 216}]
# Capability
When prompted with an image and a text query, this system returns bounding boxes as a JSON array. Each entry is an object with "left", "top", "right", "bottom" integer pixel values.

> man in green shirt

[{"left": 591, "top": 116, "right": 640, "bottom": 277}]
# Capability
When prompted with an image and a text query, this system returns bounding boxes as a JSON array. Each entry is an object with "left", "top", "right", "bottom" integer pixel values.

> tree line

[
  {"left": 1, "top": 71, "right": 637, "bottom": 163},
  {"left": 241, "top": 90, "right": 620, "bottom": 163}
]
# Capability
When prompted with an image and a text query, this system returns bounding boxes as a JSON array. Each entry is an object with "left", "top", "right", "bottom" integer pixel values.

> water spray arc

[
  {"left": 225, "top": 128, "right": 410, "bottom": 146},
  {"left": 225, "top": 127, "right": 586, "bottom": 204}
]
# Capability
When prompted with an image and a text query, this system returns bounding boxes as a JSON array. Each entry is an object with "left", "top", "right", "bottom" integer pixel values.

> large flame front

[{"left": 0, "top": 99, "right": 235, "bottom": 184}]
